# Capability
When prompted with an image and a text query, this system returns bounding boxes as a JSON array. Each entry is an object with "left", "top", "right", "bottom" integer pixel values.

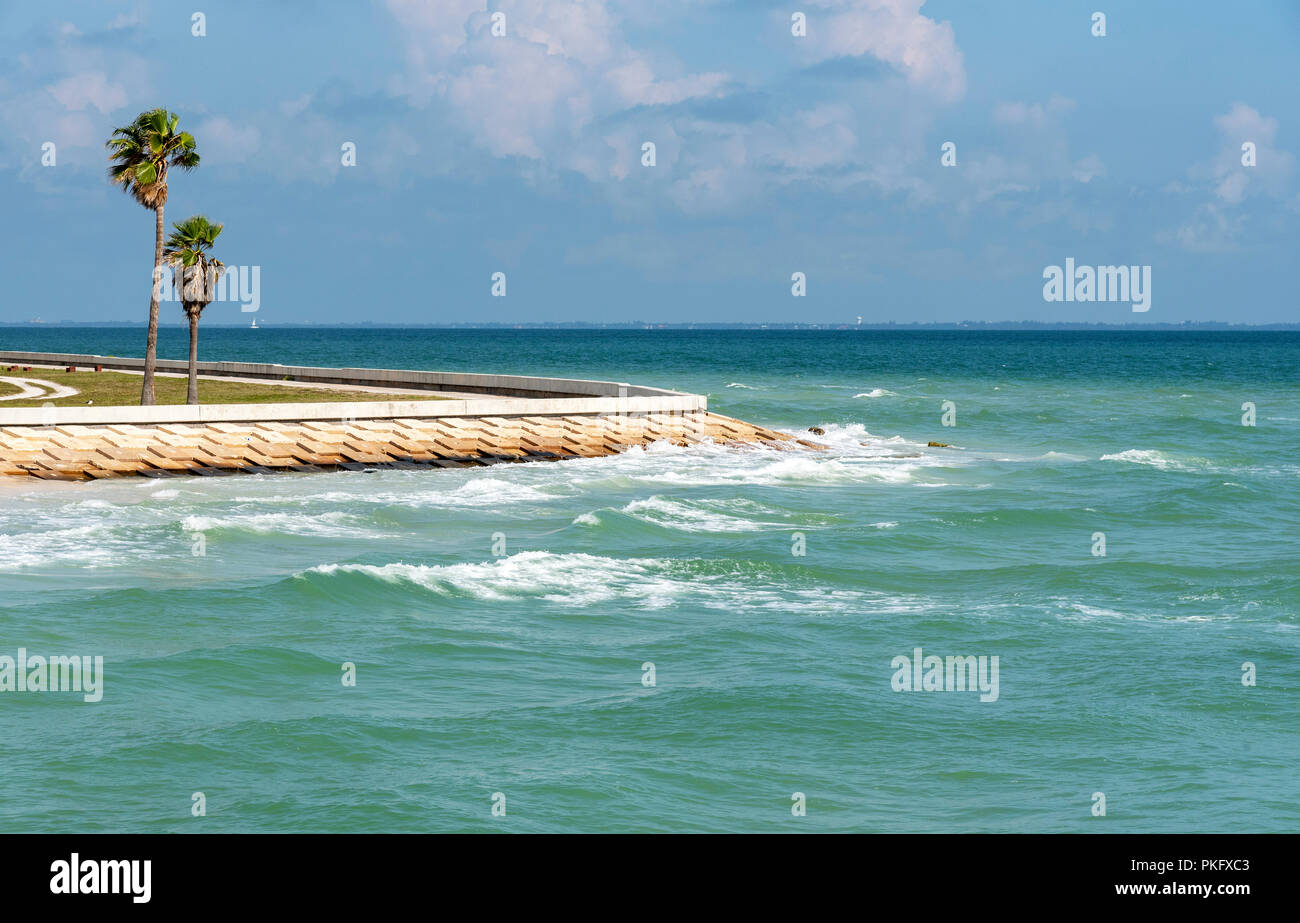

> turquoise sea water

[{"left": 1, "top": 328, "right": 1297, "bottom": 832}]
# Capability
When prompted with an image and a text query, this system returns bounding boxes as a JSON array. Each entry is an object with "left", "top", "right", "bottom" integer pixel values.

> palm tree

[
  {"left": 106, "top": 109, "right": 200, "bottom": 405},
  {"left": 163, "top": 216, "right": 225, "bottom": 405}
]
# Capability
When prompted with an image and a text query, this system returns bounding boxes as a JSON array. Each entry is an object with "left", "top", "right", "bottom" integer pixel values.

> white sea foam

[
  {"left": 1067, "top": 602, "right": 1131, "bottom": 620},
  {"left": 993, "top": 450, "right": 1088, "bottom": 463},
  {"left": 804, "top": 423, "right": 914, "bottom": 453},
  {"left": 852, "top": 388, "right": 896, "bottom": 398},
  {"left": 0, "top": 523, "right": 130, "bottom": 569},
  {"left": 619, "top": 495, "right": 801, "bottom": 533},
  {"left": 553, "top": 423, "right": 949, "bottom": 491},
  {"left": 209, "top": 424, "right": 940, "bottom": 502},
  {"left": 1099, "top": 449, "right": 1200, "bottom": 471},
  {"left": 306, "top": 552, "right": 925, "bottom": 614},
  {"left": 1055, "top": 599, "right": 1234, "bottom": 624},
  {"left": 311, "top": 553, "right": 682, "bottom": 607},
  {"left": 1100, "top": 449, "right": 1170, "bottom": 468},
  {"left": 725, "top": 382, "right": 757, "bottom": 390},
  {"left": 263, "top": 477, "right": 559, "bottom": 510},
  {"left": 408, "top": 477, "right": 555, "bottom": 508},
  {"left": 180, "top": 510, "right": 378, "bottom": 538},
  {"left": 644, "top": 454, "right": 923, "bottom": 487}
]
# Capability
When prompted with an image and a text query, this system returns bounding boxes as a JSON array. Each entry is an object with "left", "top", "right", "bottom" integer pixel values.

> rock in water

[
  {"left": 927, "top": 441, "right": 950, "bottom": 447},
  {"left": 808, "top": 427, "right": 826, "bottom": 436}
]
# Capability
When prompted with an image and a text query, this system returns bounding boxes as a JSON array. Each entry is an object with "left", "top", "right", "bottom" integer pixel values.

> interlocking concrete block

[{"left": 0, "top": 407, "right": 802, "bottom": 479}]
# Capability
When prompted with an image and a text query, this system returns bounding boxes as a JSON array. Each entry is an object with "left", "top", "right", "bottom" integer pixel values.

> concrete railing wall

[{"left": 0, "top": 351, "right": 685, "bottom": 400}]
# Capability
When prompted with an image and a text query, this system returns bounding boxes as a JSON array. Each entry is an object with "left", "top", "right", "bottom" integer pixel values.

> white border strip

[{"left": 0, "top": 394, "right": 706, "bottom": 427}]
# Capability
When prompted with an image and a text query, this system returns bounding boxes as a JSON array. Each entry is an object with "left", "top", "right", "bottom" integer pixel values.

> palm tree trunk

[
  {"left": 187, "top": 309, "right": 199, "bottom": 404},
  {"left": 141, "top": 203, "right": 165, "bottom": 405}
]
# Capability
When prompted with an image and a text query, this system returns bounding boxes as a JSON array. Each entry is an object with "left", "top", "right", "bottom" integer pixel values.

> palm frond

[
  {"left": 163, "top": 214, "right": 226, "bottom": 312},
  {"left": 103, "top": 108, "right": 202, "bottom": 207}
]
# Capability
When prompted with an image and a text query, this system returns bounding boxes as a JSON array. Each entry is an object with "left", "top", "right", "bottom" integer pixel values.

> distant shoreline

[{"left": 4, "top": 322, "right": 1300, "bottom": 331}]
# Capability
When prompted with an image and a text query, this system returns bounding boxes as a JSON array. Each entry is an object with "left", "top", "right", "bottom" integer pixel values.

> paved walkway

[{"left": 0, "top": 377, "right": 79, "bottom": 402}]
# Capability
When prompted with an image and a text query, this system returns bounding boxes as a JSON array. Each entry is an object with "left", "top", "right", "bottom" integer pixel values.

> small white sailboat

[{"left": 250, "top": 317, "right": 259, "bottom": 329}]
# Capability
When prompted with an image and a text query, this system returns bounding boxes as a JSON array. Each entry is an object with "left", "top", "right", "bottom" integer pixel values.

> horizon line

[{"left": 4, "top": 321, "right": 1300, "bottom": 331}]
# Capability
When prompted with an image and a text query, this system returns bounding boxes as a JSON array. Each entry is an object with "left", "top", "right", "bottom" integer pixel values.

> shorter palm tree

[{"left": 163, "top": 216, "right": 225, "bottom": 404}]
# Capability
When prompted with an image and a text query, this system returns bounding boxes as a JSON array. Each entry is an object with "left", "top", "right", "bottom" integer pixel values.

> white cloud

[
  {"left": 1072, "top": 154, "right": 1105, "bottom": 184},
  {"left": 993, "top": 95, "right": 1074, "bottom": 126},
  {"left": 605, "top": 55, "right": 728, "bottom": 108},
  {"left": 195, "top": 117, "right": 262, "bottom": 164},
  {"left": 47, "top": 71, "right": 127, "bottom": 113},
  {"left": 380, "top": 0, "right": 961, "bottom": 192},
  {"left": 384, "top": 0, "right": 485, "bottom": 60},
  {"left": 384, "top": 0, "right": 727, "bottom": 165},
  {"left": 1171, "top": 104, "right": 1294, "bottom": 250},
  {"left": 0, "top": 18, "right": 155, "bottom": 178},
  {"left": 966, "top": 96, "right": 1102, "bottom": 200},
  {"left": 800, "top": 0, "right": 966, "bottom": 101},
  {"left": 1170, "top": 203, "right": 1245, "bottom": 252},
  {"left": 1208, "top": 103, "right": 1293, "bottom": 202}
]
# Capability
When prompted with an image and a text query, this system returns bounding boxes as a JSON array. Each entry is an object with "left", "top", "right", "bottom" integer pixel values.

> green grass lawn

[{"left": 0, "top": 367, "right": 447, "bottom": 407}]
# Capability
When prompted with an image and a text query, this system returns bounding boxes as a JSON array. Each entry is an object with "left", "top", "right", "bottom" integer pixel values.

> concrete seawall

[
  {"left": 0, "top": 353, "right": 820, "bottom": 480},
  {"left": 0, "top": 411, "right": 806, "bottom": 480}
]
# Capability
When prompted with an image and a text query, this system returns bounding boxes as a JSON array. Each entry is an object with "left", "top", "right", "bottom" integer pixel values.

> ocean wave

[
  {"left": 1099, "top": 449, "right": 1199, "bottom": 471},
  {"left": 251, "top": 477, "right": 560, "bottom": 510},
  {"left": 308, "top": 553, "right": 681, "bottom": 607},
  {"left": 618, "top": 495, "right": 811, "bottom": 533},
  {"left": 303, "top": 552, "right": 925, "bottom": 614},
  {"left": 993, "top": 450, "right": 1088, "bottom": 463},
  {"left": 180, "top": 511, "right": 380, "bottom": 538},
  {"left": 1054, "top": 599, "right": 1235, "bottom": 624},
  {"left": 0, "top": 522, "right": 134, "bottom": 570},
  {"left": 646, "top": 454, "right": 924, "bottom": 487},
  {"left": 404, "top": 477, "right": 556, "bottom": 508},
  {"left": 802, "top": 422, "right": 915, "bottom": 452},
  {"left": 556, "top": 426, "right": 950, "bottom": 490},
  {"left": 852, "top": 388, "right": 897, "bottom": 398},
  {"left": 725, "top": 382, "right": 757, "bottom": 390}
]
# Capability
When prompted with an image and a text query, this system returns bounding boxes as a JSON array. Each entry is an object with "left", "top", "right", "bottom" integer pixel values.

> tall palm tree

[
  {"left": 106, "top": 109, "right": 200, "bottom": 405},
  {"left": 163, "top": 216, "right": 225, "bottom": 405}
]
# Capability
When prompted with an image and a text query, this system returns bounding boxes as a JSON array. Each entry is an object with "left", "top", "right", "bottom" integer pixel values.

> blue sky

[{"left": 1, "top": 0, "right": 1297, "bottom": 325}]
